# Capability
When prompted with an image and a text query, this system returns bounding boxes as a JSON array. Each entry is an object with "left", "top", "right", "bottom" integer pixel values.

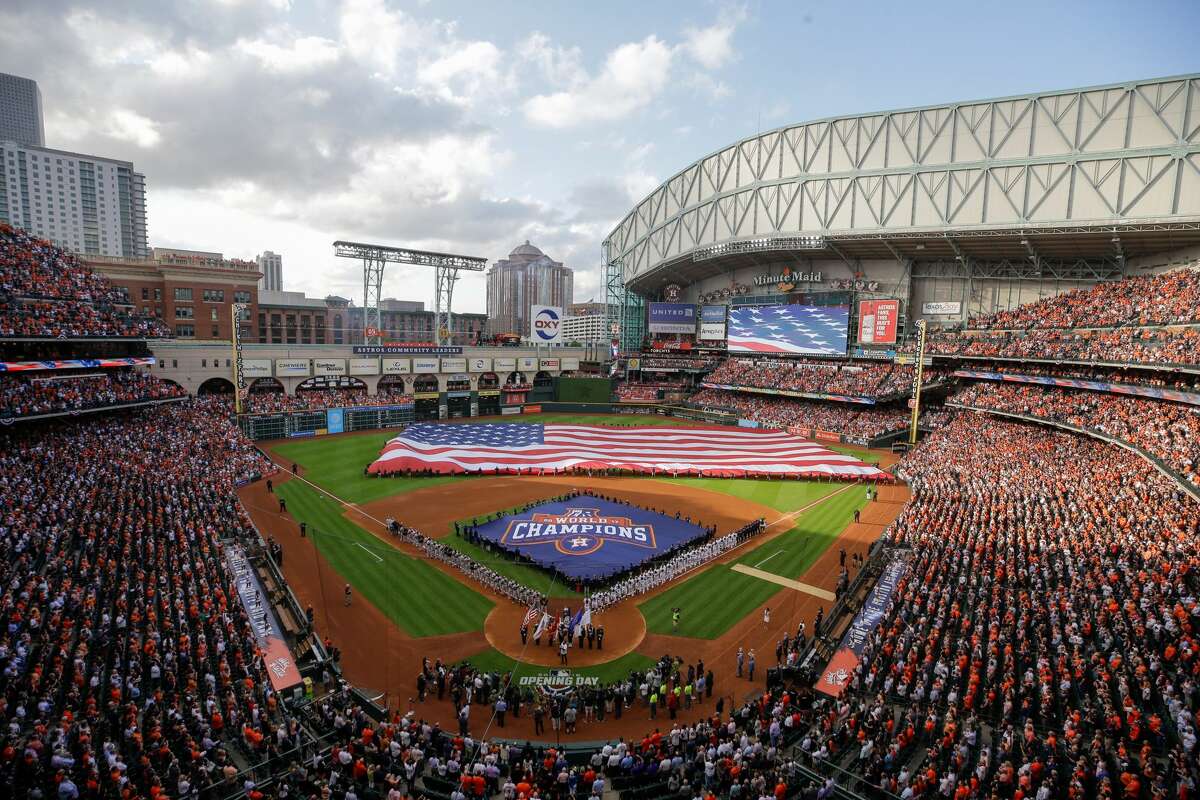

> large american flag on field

[
  {"left": 367, "top": 422, "right": 886, "bottom": 479},
  {"left": 728, "top": 304, "right": 849, "bottom": 355}
]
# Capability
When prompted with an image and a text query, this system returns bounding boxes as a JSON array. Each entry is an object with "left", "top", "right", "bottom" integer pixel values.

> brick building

[{"left": 85, "top": 248, "right": 259, "bottom": 340}]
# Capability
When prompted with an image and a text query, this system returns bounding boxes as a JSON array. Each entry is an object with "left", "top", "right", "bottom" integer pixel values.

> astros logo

[{"left": 501, "top": 507, "right": 657, "bottom": 556}]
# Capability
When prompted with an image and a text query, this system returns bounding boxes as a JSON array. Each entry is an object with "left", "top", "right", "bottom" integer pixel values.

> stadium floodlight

[{"left": 333, "top": 241, "right": 487, "bottom": 346}]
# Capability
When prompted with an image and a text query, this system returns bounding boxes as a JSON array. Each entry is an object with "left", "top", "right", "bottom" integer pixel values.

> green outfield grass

[
  {"left": 465, "top": 647, "right": 656, "bottom": 685},
  {"left": 654, "top": 477, "right": 842, "bottom": 513},
  {"left": 275, "top": 480, "right": 494, "bottom": 637},
  {"left": 638, "top": 485, "right": 868, "bottom": 639}
]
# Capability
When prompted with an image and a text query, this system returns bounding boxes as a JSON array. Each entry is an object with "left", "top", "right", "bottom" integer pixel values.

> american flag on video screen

[
  {"left": 728, "top": 304, "right": 849, "bottom": 355},
  {"left": 367, "top": 423, "right": 885, "bottom": 478}
]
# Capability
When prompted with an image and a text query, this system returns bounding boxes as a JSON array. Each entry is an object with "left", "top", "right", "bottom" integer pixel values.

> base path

[{"left": 730, "top": 565, "right": 836, "bottom": 601}]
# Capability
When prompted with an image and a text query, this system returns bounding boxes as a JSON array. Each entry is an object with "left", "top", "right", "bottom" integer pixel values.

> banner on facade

[
  {"left": 699, "top": 305, "right": 727, "bottom": 340},
  {"left": 530, "top": 305, "right": 563, "bottom": 344},
  {"left": 857, "top": 300, "right": 900, "bottom": 345},
  {"left": 648, "top": 303, "right": 697, "bottom": 334},
  {"left": 816, "top": 557, "right": 909, "bottom": 698}
]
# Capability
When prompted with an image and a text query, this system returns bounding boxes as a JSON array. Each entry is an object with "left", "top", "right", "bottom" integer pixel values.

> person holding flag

[{"left": 532, "top": 611, "right": 550, "bottom": 646}]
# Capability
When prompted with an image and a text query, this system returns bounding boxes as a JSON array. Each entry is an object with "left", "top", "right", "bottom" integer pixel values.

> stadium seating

[
  {"left": 0, "top": 398, "right": 288, "bottom": 799},
  {"left": 799, "top": 414, "right": 1200, "bottom": 798},
  {"left": 244, "top": 387, "right": 414, "bottom": 414},
  {"left": 0, "top": 368, "right": 187, "bottom": 418},
  {"left": 0, "top": 224, "right": 170, "bottom": 338},
  {"left": 707, "top": 357, "right": 940, "bottom": 399},
  {"left": 925, "top": 265, "right": 1200, "bottom": 368},
  {"left": 689, "top": 387, "right": 912, "bottom": 439},
  {"left": 951, "top": 381, "right": 1200, "bottom": 487}
]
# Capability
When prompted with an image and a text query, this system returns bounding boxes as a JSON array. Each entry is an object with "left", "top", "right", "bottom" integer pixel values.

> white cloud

[
  {"left": 104, "top": 109, "right": 162, "bottom": 148},
  {"left": 682, "top": 21, "right": 737, "bottom": 69},
  {"left": 237, "top": 33, "right": 340, "bottom": 72},
  {"left": 518, "top": 32, "right": 586, "bottom": 87},
  {"left": 417, "top": 40, "right": 512, "bottom": 106},
  {"left": 524, "top": 35, "right": 674, "bottom": 128}
]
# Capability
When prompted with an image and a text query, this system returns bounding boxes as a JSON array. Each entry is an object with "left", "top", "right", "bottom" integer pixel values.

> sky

[{"left": 3, "top": 0, "right": 1197, "bottom": 313}]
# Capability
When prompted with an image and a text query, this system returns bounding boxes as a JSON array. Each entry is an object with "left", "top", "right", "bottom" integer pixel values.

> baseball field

[{"left": 239, "top": 412, "right": 906, "bottom": 735}]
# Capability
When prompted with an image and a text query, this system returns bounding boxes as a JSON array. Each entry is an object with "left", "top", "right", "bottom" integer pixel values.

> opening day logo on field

[{"left": 501, "top": 508, "right": 656, "bottom": 556}]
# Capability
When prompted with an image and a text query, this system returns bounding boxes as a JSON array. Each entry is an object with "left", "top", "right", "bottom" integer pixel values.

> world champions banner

[
  {"left": 815, "top": 556, "right": 909, "bottom": 698},
  {"left": 472, "top": 497, "right": 709, "bottom": 581}
]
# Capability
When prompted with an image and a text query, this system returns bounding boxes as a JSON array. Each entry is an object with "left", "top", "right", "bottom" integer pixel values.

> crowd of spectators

[
  {"left": 958, "top": 364, "right": 1200, "bottom": 393},
  {"left": 967, "top": 265, "right": 1200, "bottom": 330},
  {"left": 951, "top": 381, "right": 1200, "bottom": 487},
  {"left": 634, "top": 355, "right": 722, "bottom": 371},
  {"left": 0, "top": 225, "right": 170, "bottom": 338},
  {"left": 706, "top": 358, "right": 944, "bottom": 399},
  {"left": 0, "top": 368, "right": 187, "bottom": 419},
  {"left": 926, "top": 325, "right": 1200, "bottom": 367},
  {"left": 689, "top": 387, "right": 911, "bottom": 439},
  {"left": 244, "top": 388, "right": 414, "bottom": 414},
  {"left": 0, "top": 397, "right": 295, "bottom": 800},
  {"left": 921, "top": 266, "right": 1200, "bottom": 368},
  {"left": 241, "top": 662, "right": 833, "bottom": 800},
  {"left": 797, "top": 415, "right": 1200, "bottom": 798},
  {"left": 614, "top": 381, "right": 688, "bottom": 402}
]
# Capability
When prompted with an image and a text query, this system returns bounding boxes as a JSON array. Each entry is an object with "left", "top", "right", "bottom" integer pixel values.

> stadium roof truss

[{"left": 604, "top": 74, "right": 1200, "bottom": 293}]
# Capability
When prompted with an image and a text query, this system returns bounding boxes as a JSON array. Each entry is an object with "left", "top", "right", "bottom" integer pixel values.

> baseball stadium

[{"left": 2, "top": 70, "right": 1200, "bottom": 800}]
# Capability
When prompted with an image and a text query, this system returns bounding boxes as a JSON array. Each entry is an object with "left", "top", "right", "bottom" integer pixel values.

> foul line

[
  {"left": 754, "top": 550, "right": 784, "bottom": 568},
  {"left": 355, "top": 542, "right": 384, "bottom": 563},
  {"left": 730, "top": 564, "right": 836, "bottom": 601}
]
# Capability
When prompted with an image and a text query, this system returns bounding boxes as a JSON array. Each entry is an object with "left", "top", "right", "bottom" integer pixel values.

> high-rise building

[
  {"left": 0, "top": 143, "right": 148, "bottom": 257},
  {"left": 0, "top": 72, "right": 45, "bottom": 146},
  {"left": 256, "top": 250, "right": 282, "bottom": 292},
  {"left": 485, "top": 241, "right": 573, "bottom": 336}
]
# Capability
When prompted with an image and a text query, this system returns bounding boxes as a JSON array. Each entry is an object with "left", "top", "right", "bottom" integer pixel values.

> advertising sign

[
  {"left": 858, "top": 299, "right": 900, "bottom": 345},
  {"left": 817, "top": 557, "right": 909, "bottom": 697},
  {"left": 647, "top": 302, "right": 697, "bottom": 334},
  {"left": 440, "top": 357, "right": 467, "bottom": 373},
  {"left": 382, "top": 358, "right": 411, "bottom": 374},
  {"left": 353, "top": 345, "right": 462, "bottom": 355},
  {"left": 275, "top": 359, "right": 310, "bottom": 377},
  {"left": 313, "top": 358, "right": 346, "bottom": 376},
  {"left": 413, "top": 357, "right": 439, "bottom": 373},
  {"left": 519, "top": 356, "right": 538, "bottom": 371},
  {"left": 699, "top": 305, "right": 727, "bottom": 340},
  {"left": 530, "top": 305, "right": 563, "bottom": 344},
  {"left": 561, "top": 357, "right": 580, "bottom": 370},
  {"left": 349, "top": 358, "right": 379, "bottom": 376},
  {"left": 539, "top": 358, "right": 560, "bottom": 369},
  {"left": 326, "top": 408, "right": 345, "bottom": 434},
  {"left": 468, "top": 357, "right": 492, "bottom": 372},
  {"left": 495, "top": 357, "right": 516, "bottom": 371},
  {"left": 922, "top": 301, "right": 962, "bottom": 316},
  {"left": 225, "top": 545, "right": 302, "bottom": 691},
  {"left": 242, "top": 359, "right": 272, "bottom": 378}
]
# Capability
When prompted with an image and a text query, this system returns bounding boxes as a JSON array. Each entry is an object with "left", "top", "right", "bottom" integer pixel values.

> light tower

[{"left": 333, "top": 241, "right": 487, "bottom": 346}]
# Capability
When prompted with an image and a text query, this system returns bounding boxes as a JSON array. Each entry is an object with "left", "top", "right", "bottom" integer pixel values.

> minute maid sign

[{"left": 502, "top": 507, "right": 656, "bottom": 556}]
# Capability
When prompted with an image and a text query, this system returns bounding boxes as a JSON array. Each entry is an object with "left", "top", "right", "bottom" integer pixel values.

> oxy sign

[{"left": 530, "top": 305, "right": 563, "bottom": 344}]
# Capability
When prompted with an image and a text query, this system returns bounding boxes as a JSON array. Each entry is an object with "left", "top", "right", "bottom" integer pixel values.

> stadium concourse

[{"left": 2, "top": 218, "right": 1200, "bottom": 800}]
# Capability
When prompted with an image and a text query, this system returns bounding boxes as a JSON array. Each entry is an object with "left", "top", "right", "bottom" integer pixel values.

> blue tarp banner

[{"left": 473, "top": 496, "right": 709, "bottom": 581}]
